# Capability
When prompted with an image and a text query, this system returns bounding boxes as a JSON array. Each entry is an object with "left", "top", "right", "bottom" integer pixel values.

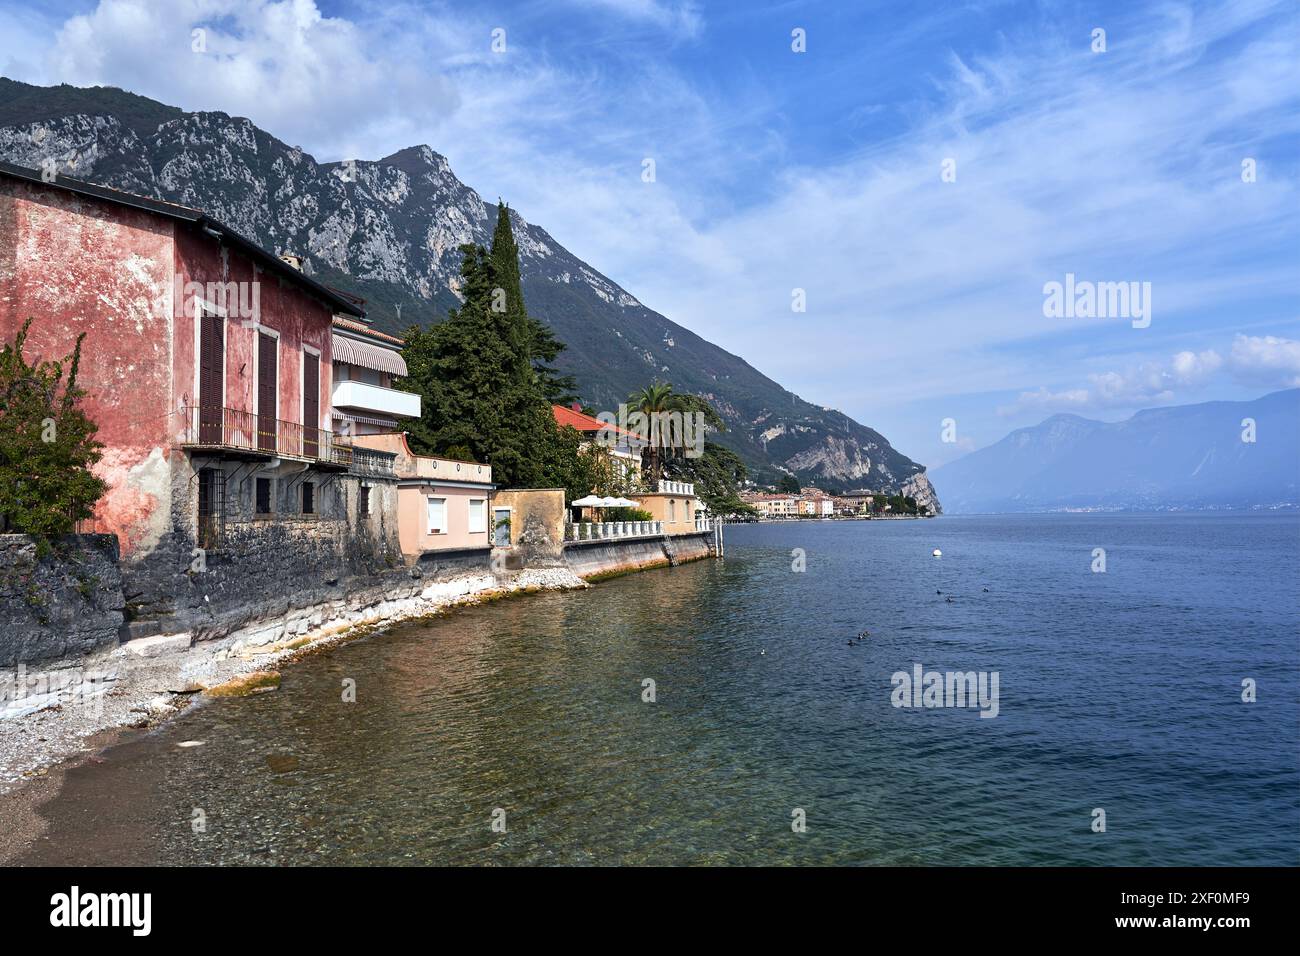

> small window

[
  {"left": 427, "top": 496, "right": 446, "bottom": 534},
  {"left": 358, "top": 486, "right": 370, "bottom": 517},
  {"left": 302, "top": 481, "right": 315, "bottom": 515},
  {"left": 468, "top": 498, "right": 486, "bottom": 534},
  {"left": 255, "top": 477, "right": 272, "bottom": 515},
  {"left": 668, "top": 499, "right": 676, "bottom": 521}
]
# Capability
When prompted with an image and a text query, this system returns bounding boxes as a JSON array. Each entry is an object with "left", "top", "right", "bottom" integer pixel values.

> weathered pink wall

[
  {"left": 173, "top": 226, "right": 334, "bottom": 432},
  {"left": 0, "top": 179, "right": 176, "bottom": 556}
]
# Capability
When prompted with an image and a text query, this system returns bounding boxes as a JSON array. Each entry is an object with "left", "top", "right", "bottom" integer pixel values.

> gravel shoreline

[{"left": 0, "top": 566, "right": 586, "bottom": 861}]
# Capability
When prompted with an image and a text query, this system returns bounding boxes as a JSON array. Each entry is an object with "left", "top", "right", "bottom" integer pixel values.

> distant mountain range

[
  {"left": 0, "top": 78, "right": 939, "bottom": 511},
  {"left": 929, "top": 389, "right": 1299, "bottom": 513}
]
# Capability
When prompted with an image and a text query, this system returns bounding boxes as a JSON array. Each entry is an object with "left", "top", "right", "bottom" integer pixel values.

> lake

[{"left": 18, "top": 513, "right": 1300, "bottom": 865}]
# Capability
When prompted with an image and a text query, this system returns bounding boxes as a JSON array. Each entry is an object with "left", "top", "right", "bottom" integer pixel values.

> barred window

[{"left": 197, "top": 468, "right": 225, "bottom": 549}]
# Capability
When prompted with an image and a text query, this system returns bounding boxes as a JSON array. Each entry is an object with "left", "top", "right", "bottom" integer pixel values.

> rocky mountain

[
  {"left": 0, "top": 78, "right": 939, "bottom": 510},
  {"left": 929, "top": 389, "right": 1300, "bottom": 513}
]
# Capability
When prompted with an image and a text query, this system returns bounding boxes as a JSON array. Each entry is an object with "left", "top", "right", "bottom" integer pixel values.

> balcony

[
  {"left": 350, "top": 446, "right": 397, "bottom": 479},
  {"left": 332, "top": 380, "right": 421, "bottom": 420},
  {"left": 179, "top": 406, "right": 352, "bottom": 468}
]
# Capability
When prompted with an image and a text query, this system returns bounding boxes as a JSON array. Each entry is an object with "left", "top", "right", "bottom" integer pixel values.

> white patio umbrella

[
  {"left": 571, "top": 494, "right": 604, "bottom": 507},
  {"left": 607, "top": 497, "right": 641, "bottom": 508}
]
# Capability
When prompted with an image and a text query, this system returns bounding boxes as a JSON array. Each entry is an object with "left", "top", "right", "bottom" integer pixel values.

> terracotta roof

[
  {"left": 332, "top": 316, "right": 405, "bottom": 346},
  {"left": 552, "top": 404, "right": 638, "bottom": 439}
]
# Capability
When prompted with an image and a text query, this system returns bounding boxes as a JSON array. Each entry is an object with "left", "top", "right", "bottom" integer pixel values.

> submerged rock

[{"left": 204, "top": 671, "right": 281, "bottom": 698}]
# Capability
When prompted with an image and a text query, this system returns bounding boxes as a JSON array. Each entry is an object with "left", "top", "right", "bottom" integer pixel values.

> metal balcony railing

[{"left": 179, "top": 406, "right": 352, "bottom": 467}]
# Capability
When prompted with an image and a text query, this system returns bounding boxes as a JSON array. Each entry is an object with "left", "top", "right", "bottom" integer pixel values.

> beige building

[
  {"left": 637, "top": 480, "right": 703, "bottom": 535},
  {"left": 552, "top": 403, "right": 646, "bottom": 491},
  {"left": 743, "top": 493, "right": 801, "bottom": 518},
  {"left": 836, "top": 491, "right": 876, "bottom": 514}
]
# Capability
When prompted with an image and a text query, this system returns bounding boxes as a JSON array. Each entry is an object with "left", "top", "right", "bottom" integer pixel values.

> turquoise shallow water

[{"left": 20, "top": 513, "right": 1300, "bottom": 865}]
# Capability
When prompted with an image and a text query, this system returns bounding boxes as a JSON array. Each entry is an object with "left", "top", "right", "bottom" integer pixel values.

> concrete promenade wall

[{"left": 563, "top": 531, "right": 714, "bottom": 579}]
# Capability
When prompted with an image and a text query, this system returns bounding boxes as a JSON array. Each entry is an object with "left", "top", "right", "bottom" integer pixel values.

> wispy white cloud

[
  {"left": 1001, "top": 335, "right": 1300, "bottom": 415},
  {"left": 569, "top": 0, "right": 704, "bottom": 38}
]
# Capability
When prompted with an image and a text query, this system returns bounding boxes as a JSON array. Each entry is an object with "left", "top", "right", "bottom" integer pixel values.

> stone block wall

[
  {"left": 492, "top": 488, "right": 567, "bottom": 567},
  {"left": 122, "top": 454, "right": 404, "bottom": 641}
]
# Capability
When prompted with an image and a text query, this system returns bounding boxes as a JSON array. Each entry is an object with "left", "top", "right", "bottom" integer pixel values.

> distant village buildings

[{"left": 740, "top": 487, "right": 889, "bottom": 518}]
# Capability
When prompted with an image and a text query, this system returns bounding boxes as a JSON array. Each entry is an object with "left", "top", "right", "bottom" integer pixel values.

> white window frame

[
  {"left": 426, "top": 496, "right": 447, "bottom": 535},
  {"left": 468, "top": 497, "right": 487, "bottom": 534}
]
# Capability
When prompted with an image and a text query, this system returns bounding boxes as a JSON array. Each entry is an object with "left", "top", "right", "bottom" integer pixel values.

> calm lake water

[{"left": 19, "top": 513, "right": 1300, "bottom": 865}]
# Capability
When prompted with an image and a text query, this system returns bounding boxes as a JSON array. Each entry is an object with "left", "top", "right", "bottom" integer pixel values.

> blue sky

[{"left": 2, "top": 0, "right": 1297, "bottom": 467}]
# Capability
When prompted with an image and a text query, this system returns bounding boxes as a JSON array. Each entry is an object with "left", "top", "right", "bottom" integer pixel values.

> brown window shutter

[
  {"left": 303, "top": 352, "right": 320, "bottom": 459},
  {"left": 198, "top": 311, "right": 224, "bottom": 444},
  {"left": 257, "top": 333, "right": 277, "bottom": 452}
]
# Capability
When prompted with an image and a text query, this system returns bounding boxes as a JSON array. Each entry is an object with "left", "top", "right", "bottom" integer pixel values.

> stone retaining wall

[{"left": 0, "top": 534, "right": 125, "bottom": 668}]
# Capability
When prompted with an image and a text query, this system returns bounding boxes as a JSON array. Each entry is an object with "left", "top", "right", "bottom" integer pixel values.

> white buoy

[{"left": 932, "top": 549, "right": 942, "bottom": 557}]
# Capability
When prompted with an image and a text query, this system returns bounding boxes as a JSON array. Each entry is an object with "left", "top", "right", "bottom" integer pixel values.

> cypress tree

[
  {"left": 489, "top": 202, "right": 578, "bottom": 404},
  {"left": 402, "top": 221, "right": 585, "bottom": 490}
]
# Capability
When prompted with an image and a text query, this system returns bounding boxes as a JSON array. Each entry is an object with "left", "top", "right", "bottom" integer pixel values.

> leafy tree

[
  {"left": 665, "top": 441, "right": 756, "bottom": 517},
  {"left": 536, "top": 422, "right": 600, "bottom": 502},
  {"left": 0, "top": 319, "right": 107, "bottom": 534},
  {"left": 777, "top": 473, "right": 801, "bottom": 495}
]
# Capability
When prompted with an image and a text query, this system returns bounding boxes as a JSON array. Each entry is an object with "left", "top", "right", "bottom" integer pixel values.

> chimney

[
  {"left": 279, "top": 253, "right": 303, "bottom": 271},
  {"left": 570, "top": 401, "right": 582, "bottom": 412}
]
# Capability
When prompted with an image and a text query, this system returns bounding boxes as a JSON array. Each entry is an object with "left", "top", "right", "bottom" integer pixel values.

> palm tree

[
  {"left": 626, "top": 382, "right": 679, "bottom": 482},
  {"left": 625, "top": 381, "right": 725, "bottom": 482}
]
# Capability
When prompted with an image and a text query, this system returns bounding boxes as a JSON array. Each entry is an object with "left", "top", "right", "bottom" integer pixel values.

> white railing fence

[
  {"left": 656, "top": 479, "right": 695, "bottom": 496},
  {"left": 562, "top": 517, "right": 717, "bottom": 541},
  {"left": 564, "top": 520, "right": 666, "bottom": 541}
]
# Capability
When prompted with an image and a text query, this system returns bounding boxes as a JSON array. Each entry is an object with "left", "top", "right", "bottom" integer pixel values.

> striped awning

[
  {"left": 333, "top": 410, "right": 399, "bottom": 429},
  {"left": 332, "top": 333, "right": 408, "bottom": 377}
]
